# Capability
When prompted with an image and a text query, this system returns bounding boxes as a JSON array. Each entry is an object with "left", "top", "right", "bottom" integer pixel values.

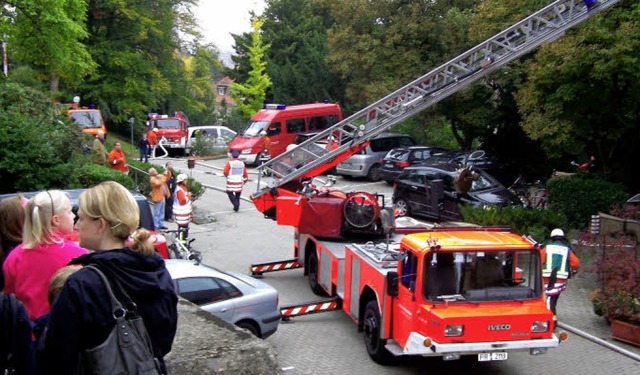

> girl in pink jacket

[{"left": 2, "top": 190, "right": 87, "bottom": 320}]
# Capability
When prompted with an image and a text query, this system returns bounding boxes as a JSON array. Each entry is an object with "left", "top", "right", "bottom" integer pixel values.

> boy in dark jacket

[{"left": 137, "top": 133, "right": 150, "bottom": 163}]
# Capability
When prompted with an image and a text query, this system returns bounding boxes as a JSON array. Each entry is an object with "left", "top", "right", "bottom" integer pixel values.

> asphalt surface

[{"left": 154, "top": 156, "right": 640, "bottom": 374}]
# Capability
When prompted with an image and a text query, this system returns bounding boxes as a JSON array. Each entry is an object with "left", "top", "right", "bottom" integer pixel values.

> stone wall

[{"left": 165, "top": 299, "right": 283, "bottom": 374}]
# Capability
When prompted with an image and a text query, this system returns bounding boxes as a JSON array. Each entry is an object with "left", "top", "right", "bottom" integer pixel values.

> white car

[
  {"left": 186, "top": 125, "right": 237, "bottom": 155},
  {"left": 164, "top": 259, "right": 280, "bottom": 338}
]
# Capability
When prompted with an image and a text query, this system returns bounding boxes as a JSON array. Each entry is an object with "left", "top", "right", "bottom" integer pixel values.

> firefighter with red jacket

[
  {"left": 541, "top": 228, "right": 580, "bottom": 320},
  {"left": 257, "top": 130, "right": 271, "bottom": 165},
  {"left": 223, "top": 150, "right": 248, "bottom": 212}
]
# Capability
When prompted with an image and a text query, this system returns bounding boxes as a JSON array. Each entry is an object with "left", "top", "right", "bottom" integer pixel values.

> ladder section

[{"left": 254, "top": 0, "right": 619, "bottom": 197}]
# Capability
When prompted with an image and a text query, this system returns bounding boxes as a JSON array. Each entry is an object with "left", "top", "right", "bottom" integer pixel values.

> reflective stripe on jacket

[
  {"left": 173, "top": 185, "right": 191, "bottom": 226},
  {"left": 225, "top": 159, "right": 247, "bottom": 192},
  {"left": 542, "top": 244, "right": 571, "bottom": 280}
]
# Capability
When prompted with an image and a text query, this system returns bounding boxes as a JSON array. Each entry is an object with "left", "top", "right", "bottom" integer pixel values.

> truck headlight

[
  {"left": 241, "top": 149, "right": 251, "bottom": 154},
  {"left": 531, "top": 321, "right": 549, "bottom": 333},
  {"left": 444, "top": 324, "right": 464, "bottom": 337}
]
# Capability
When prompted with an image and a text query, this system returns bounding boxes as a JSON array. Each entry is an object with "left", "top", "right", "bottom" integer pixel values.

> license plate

[{"left": 478, "top": 352, "right": 508, "bottom": 361}]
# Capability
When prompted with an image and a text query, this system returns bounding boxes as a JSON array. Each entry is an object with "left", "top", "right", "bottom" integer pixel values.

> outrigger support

[
  {"left": 280, "top": 297, "right": 342, "bottom": 321},
  {"left": 250, "top": 258, "right": 303, "bottom": 276}
]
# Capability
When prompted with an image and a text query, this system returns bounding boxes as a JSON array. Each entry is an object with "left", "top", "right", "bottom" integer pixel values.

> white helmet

[
  {"left": 286, "top": 144, "right": 297, "bottom": 152},
  {"left": 551, "top": 228, "right": 564, "bottom": 238},
  {"left": 176, "top": 174, "right": 188, "bottom": 183},
  {"left": 152, "top": 127, "right": 158, "bottom": 132},
  {"left": 260, "top": 130, "right": 267, "bottom": 136}
]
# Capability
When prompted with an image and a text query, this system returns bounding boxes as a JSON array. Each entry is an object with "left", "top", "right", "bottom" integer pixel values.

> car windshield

[
  {"left": 385, "top": 149, "right": 408, "bottom": 160},
  {"left": 70, "top": 111, "right": 102, "bottom": 128},
  {"left": 422, "top": 250, "right": 542, "bottom": 303},
  {"left": 156, "top": 119, "right": 180, "bottom": 129},
  {"left": 242, "top": 120, "right": 269, "bottom": 137},
  {"left": 468, "top": 170, "right": 501, "bottom": 192}
]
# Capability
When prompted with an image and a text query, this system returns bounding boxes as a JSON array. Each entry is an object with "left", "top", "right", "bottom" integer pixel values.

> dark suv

[
  {"left": 392, "top": 163, "right": 521, "bottom": 221},
  {"left": 379, "top": 145, "right": 447, "bottom": 184}
]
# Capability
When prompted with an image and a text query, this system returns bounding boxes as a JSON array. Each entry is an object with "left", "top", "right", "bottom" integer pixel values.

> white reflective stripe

[{"left": 542, "top": 244, "right": 570, "bottom": 279}]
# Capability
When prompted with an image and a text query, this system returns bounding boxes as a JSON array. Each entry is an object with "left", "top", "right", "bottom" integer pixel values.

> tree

[
  {"left": 230, "top": 18, "right": 272, "bottom": 119},
  {"left": 516, "top": 1, "right": 640, "bottom": 189},
  {"left": 1, "top": 0, "right": 96, "bottom": 91},
  {"left": 260, "top": 0, "right": 346, "bottom": 105}
]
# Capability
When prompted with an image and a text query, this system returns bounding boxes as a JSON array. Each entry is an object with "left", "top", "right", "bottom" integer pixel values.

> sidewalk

[{"left": 558, "top": 267, "right": 640, "bottom": 358}]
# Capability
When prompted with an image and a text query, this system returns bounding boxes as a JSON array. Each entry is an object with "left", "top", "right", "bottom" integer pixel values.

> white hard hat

[
  {"left": 153, "top": 127, "right": 158, "bottom": 132},
  {"left": 176, "top": 174, "right": 188, "bottom": 183},
  {"left": 551, "top": 228, "right": 564, "bottom": 238},
  {"left": 260, "top": 130, "right": 267, "bottom": 136},
  {"left": 286, "top": 144, "right": 297, "bottom": 152}
]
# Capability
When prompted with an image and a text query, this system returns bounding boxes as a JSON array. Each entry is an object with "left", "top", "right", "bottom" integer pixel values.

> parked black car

[
  {"left": 425, "top": 149, "right": 519, "bottom": 187},
  {"left": 379, "top": 145, "right": 447, "bottom": 184},
  {"left": 392, "top": 163, "right": 522, "bottom": 221}
]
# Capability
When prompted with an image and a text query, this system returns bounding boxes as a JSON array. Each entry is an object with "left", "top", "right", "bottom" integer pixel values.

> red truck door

[{"left": 391, "top": 251, "right": 419, "bottom": 346}]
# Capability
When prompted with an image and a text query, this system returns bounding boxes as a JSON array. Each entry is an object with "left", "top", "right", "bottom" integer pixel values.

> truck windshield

[
  {"left": 70, "top": 111, "right": 102, "bottom": 128},
  {"left": 422, "top": 250, "right": 541, "bottom": 303},
  {"left": 155, "top": 119, "right": 181, "bottom": 129},
  {"left": 241, "top": 121, "right": 269, "bottom": 137}
]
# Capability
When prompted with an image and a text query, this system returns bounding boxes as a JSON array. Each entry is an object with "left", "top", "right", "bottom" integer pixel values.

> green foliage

[
  {"left": 460, "top": 205, "right": 567, "bottom": 243},
  {"left": 185, "top": 177, "right": 204, "bottom": 202},
  {"left": 74, "top": 163, "right": 135, "bottom": 190},
  {"left": 230, "top": 18, "right": 272, "bottom": 119},
  {"left": 546, "top": 175, "right": 629, "bottom": 229},
  {"left": 190, "top": 132, "right": 216, "bottom": 156},
  {"left": 0, "top": 82, "right": 86, "bottom": 193}
]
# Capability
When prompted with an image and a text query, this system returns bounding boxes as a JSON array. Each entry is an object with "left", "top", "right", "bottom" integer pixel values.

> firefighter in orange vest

[
  {"left": 108, "top": 142, "right": 129, "bottom": 175},
  {"left": 257, "top": 130, "right": 271, "bottom": 165},
  {"left": 224, "top": 150, "right": 248, "bottom": 212},
  {"left": 541, "top": 228, "right": 580, "bottom": 320},
  {"left": 147, "top": 127, "right": 158, "bottom": 158}
]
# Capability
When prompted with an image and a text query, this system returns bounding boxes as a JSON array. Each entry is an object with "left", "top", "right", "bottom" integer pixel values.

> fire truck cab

[
  {"left": 296, "top": 227, "right": 561, "bottom": 363},
  {"left": 148, "top": 111, "right": 190, "bottom": 155}
]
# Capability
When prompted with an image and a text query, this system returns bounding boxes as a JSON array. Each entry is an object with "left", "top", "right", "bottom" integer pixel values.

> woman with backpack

[{"left": 39, "top": 181, "right": 177, "bottom": 373}]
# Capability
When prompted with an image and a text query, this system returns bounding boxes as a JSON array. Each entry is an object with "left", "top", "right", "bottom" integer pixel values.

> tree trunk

[{"left": 49, "top": 72, "right": 59, "bottom": 92}]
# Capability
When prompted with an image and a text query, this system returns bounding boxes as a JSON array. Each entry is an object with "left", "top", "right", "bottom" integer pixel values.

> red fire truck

[
  {"left": 247, "top": 0, "right": 620, "bottom": 364},
  {"left": 147, "top": 111, "right": 190, "bottom": 156}
]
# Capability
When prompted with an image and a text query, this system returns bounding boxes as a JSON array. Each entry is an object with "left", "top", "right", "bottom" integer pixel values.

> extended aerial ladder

[{"left": 251, "top": 0, "right": 619, "bottom": 216}]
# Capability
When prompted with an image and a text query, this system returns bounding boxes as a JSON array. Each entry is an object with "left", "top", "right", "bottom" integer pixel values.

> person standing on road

[
  {"left": 148, "top": 127, "right": 158, "bottom": 158},
  {"left": 137, "top": 132, "right": 150, "bottom": 163},
  {"left": 91, "top": 130, "right": 108, "bottom": 166},
  {"left": 164, "top": 162, "right": 176, "bottom": 222},
  {"left": 108, "top": 142, "right": 129, "bottom": 175},
  {"left": 224, "top": 150, "right": 248, "bottom": 212},
  {"left": 257, "top": 130, "right": 271, "bottom": 165},
  {"left": 149, "top": 167, "right": 169, "bottom": 230},
  {"left": 173, "top": 174, "right": 192, "bottom": 238},
  {"left": 541, "top": 228, "right": 580, "bottom": 321},
  {"left": 2, "top": 190, "right": 88, "bottom": 320},
  {"left": 40, "top": 181, "right": 178, "bottom": 374}
]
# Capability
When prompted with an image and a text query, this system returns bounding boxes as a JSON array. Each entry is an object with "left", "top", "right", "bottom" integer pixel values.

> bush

[
  {"left": 546, "top": 174, "right": 629, "bottom": 229},
  {"left": 191, "top": 132, "right": 217, "bottom": 156},
  {"left": 460, "top": 205, "right": 567, "bottom": 243},
  {"left": 0, "top": 82, "right": 87, "bottom": 193},
  {"left": 186, "top": 176, "right": 205, "bottom": 202},
  {"left": 75, "top": 163, "right": 135, "bottom": 190}
]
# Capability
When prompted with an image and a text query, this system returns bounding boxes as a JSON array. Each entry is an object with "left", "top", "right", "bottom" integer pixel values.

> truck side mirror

[{"left": 386, "top": 271, "right": 399, "bottom": 297}]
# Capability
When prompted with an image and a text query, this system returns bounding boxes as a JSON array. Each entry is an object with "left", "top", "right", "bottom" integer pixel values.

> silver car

[{"left": 165, "top": 259, "right": 280, "bottom": 339}]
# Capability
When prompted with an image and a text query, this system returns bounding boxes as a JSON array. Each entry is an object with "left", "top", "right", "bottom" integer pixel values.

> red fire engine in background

[
  {"left": 147, "top": 111, "right": 190, "bottom": 156},
  {"left": 247, "top": 0, "right": 620, "bottom": 364}
]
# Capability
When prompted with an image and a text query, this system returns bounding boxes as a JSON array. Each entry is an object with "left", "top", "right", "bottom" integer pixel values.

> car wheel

[
  {"left": 363, "top": 300, "right": 393, "bottom": 364},
  {"left": 367, "top": 164, "right": 382, "bottom": 182},
  {"left": 236, "top": 320, "right": 260, "bottom": 338},
  {"left": 394, "top": 198, "right": 410, "bottom": 217},
  {"left": 308, "top": 251, "right": 327, "bottom": 296}
]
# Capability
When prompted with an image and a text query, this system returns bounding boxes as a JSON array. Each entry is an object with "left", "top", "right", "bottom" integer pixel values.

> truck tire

[
  {"left": 363, "top": 300, "right": 393, "bottom": 365},
  {"left": 308, "top": 251, "right": 327, "bottom": 296}
]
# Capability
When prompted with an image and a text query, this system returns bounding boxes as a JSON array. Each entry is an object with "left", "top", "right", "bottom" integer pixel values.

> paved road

[{"left": 158, "top": 156, "right": 640, "bottom": 375}]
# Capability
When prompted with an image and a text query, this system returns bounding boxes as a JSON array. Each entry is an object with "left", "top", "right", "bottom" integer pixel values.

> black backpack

[{"left": 0, "top": 292, "right": 34, "bottom": 375}]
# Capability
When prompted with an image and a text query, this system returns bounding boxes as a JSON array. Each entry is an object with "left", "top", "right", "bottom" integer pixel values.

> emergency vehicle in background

[
  {"left": 228, "top": 102, "right": 342, "bottom": 165},
  {"left": 63, "top": 96, "right": 107, "bottom": 138},
  {"left": 147, "top": 111, "right": 190, "bottom": 156},
  {"left": 247, "top": 0, "right": 620, "bottom": 364}
]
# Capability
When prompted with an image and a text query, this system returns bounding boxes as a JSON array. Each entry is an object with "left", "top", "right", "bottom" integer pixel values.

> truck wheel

[
  {"left": 393, "top": 198, "right": 410, "bottom": 217},
  {"left": 363, "top": 300, "right": 392, "bottom": 364},
  {"left": 308, "top": 251, "right": 327, "bottom": 296}
]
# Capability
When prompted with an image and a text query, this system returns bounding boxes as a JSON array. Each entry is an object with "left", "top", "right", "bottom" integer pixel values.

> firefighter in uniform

[
  {"left": 224, "top": 150, "right": 248, "bottom": 212},
  {"left": 173, "top": 174, "right": 192, "bottom": 241},
  {"left": 257, "top": 130, "right": 271, "bottom": 166},
  {"left": 541, "top": 228, "right": 580, "bottom": 322}
]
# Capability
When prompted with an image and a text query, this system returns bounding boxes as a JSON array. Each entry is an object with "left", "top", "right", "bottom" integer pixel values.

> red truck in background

[{"left": 147, "top": 111, "right": 190, "bottom": 156}]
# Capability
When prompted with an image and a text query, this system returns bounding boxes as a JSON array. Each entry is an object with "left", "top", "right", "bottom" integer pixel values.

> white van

[{"left": 186, "top": 125, "right": 237, "bottom": 155}]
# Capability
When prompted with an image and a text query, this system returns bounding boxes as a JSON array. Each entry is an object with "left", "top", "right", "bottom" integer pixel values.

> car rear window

[
  {"left": 386, "top": 149, "right": 409, "bottom": 160},
  {"left": 370, "top": 136, "right": 416, "bottom": 152}
]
